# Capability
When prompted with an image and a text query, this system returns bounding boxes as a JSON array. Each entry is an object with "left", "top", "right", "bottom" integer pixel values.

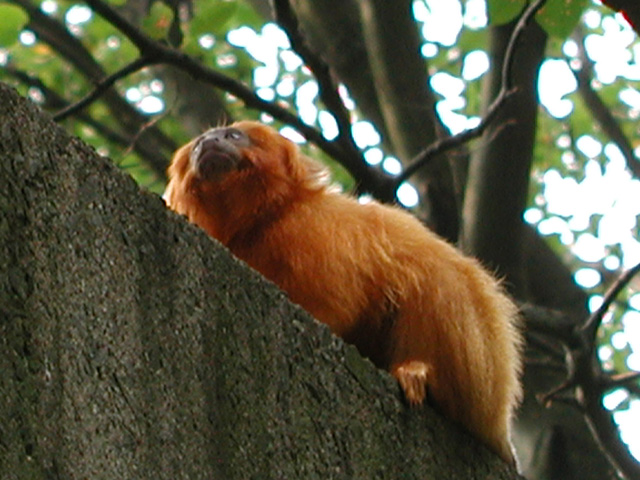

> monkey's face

[
  {"left": 165, "top": 122, "right": 306, "bottom": 220},
  {"left": 164, "top": 121, "right": 328, "bottom": 242},
  {"left": 188, "top": 126, "right": 253, "bottom": 183},
  {"left": 183, "top": 122, "right": 301, "bottom": 190}
]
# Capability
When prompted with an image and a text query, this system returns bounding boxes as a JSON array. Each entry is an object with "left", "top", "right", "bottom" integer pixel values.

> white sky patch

[
  {"left": 619, "top": 87, "right": 640, "bottom": 108},
  {"left": 318, "top": 111, "right": 339, "bottom": 141},
  {"left": 296, "top": 81, "right": 319, "bottom": 125},
  {"left": 604, "top": 255, "right": 621, "bottom": 270},
  {"left": 19, "top": 31, "right": 36, "bottom": 46},
  {"left": 126, "top": 87, "right": 142, "bottom": 103},
  {"left": 256, "top": 87, "right": 275, "bottom": 101},
  {"left": 583, "top": 9, "right": 602, "bottom": 29},
  {"left": 276, "top": 75, "right": 295, "bottom": 97},
  {"left": 623, "top": 311, "right": 640, "bottom": 371},
  {"left": 574, "top": 267, "right": 602, "bottom": 288},
  {"left": 563, "top": 39, "right": 579, "bottom": 58},
  {"left": 538, "top": 59, "right": 577, "bottom": 118},
  {"left": 523, "top": 207, "right": 543, "bottom": 224},
  {"left": 382, "top": 157, "right": 402, "bottom": 176},
  {"left": 576, "top": 135, "right": 603, "bottom": 158},
  {"left": 279, "top": 126, "right": 305, "bottom": 144},
  {"left": 227, "top": 26, "right": 257, "bottom": 48},
  {"left": 628, "top": 293, "right": 640, "bottom": 311},
  {"left": 573, "top": 233, "right": 606, "bottom": 262},
  {"left": 421, "top": 43, "right": 439, "bottom": 58},
  {"left": 137, "top": 96, "right": 164, "bottom": 114},
  {"left": 280, "top": 50, "right": 303, "bottom": 71},
  {"left": 397, "top": 183, "right": 419, "bottom": 208},
  {"left": 415, "top": 0, "right": 463, "bottom": 47},
  {"left": 537, "top": 216, "right": 574, "bottom": 244},
  {"left": 262, "top": 23, "right": 290, "bottom": 49},
  {"left": 40, "top": 0, "right": 57, "bottom": 15},
  {"left": 542, "top": 150, "right": 640, "bottom": 268},
  {"left": 462, "top": 50, "right": 490, "bottom": 80},
  {"left": 352, "top": 121, "right": 381, "bottom": 149},
  {"left": 229, "top": 24, "right": 287, "bottom": 68},
  {"left": 616, "top": 402, "right": 640, "bottom": 461},
  {"left": 604, "top": 388, "right": 629, "bottom": 410},
  {"left": 364, "top": 148, "right": 383, "bottom": 166},
  {"left": 584, "top": 15, "right": 638, "bottom": 83},
  {"left": 198, "top": 34, "right": 215, "bottom": 50},
  {"left": 431, "top": 71, "right": 465, "bottom": 97},
  {"left": 254, "top": 64, "right": 279, "bottom": 88},
  {"left": 462, "top": 0, "right": 487, "bottom": 29},
  {"left": 611, "top": 331, "right": 628, "bottom": 350},
  {"left": 65, "top": 5, "right": 92, "bottom": 25}
]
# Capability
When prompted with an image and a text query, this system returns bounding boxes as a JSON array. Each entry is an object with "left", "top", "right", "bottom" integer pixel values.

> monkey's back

[{"left": 231, "top": 191, "right": 522, "bottom": 463}]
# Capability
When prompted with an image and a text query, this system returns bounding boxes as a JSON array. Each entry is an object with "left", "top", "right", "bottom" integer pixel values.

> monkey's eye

[{"left": 224, "top": 129, "right": 244, "bottom": 141}]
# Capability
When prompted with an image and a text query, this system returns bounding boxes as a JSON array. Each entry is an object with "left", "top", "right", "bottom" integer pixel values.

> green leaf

[
  {"left": 0, "top": 4, "right": 28, "bottom": 47},
  {"left": 141, "top": 2, "right": 174, "bottom": 40},
  {"left": 485, "top": 0, "right": 525, "bottom": 26},
  {"left": 191, "top": 1, "right": 239, "bottom": 38},
  {"left": 486, "top": 0, "right": 588, "bottom": 38},
  {"left": 536, "top": 0, "right": 589, "bottom": 37}
]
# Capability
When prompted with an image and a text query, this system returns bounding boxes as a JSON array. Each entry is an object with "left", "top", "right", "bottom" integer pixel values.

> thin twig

[
  {"left": 394, "top": 0, "right": 547, "bottom": 188},
  {"left": 581, "top": 261, "right": 640, "bottom": 340},
  {"left": 271, "top": 0, "right": 360, "bottom": 158},
  {"left": 54, "top": 57, "right": 153, "bottom": 121},
  {"left": 571, "top": 29, "right": 640, "bottom": 178},
  {"left": 603, "top": 371, "right": 640, "bottom": 391},
  {"left": 537, "top": 262, "right": 640, "bottom": 479}
]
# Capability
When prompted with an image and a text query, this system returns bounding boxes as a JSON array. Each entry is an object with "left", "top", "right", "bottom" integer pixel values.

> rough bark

[{"left": 0, "top": 83, "right": 520, "bottom": 478}]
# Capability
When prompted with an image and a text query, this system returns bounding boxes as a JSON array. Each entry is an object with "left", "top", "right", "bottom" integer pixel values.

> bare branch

[
  {"left": 535, "top": 263, "right": 640, "bottom": 479},
  {"left": 271, "top": 0, "right": 361, "bottom": 159},
  {"left": 603, "top": 371, "right": 640, "bottom": 391},
  {"left": 394, "top": 0, "right": 548, "bottom": 189},
  {"left": 54, "top": 57, "right": 153, "bottom": 121},
  {"left": 581, "top": 262, "right": 640, "bottom": 341},
  {"left": 571, "top": 30, "right": 640, "bottom": 178}
]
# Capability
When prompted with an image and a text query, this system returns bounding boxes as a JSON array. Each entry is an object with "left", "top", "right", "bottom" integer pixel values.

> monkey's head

[{"left": 164, "top": 121, "right": 328, "bottom": 242}]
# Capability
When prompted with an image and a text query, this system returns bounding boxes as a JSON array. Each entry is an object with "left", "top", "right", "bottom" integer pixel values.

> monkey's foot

[{"left": 392, "top": 360, "right": 430, "bottom": 406}]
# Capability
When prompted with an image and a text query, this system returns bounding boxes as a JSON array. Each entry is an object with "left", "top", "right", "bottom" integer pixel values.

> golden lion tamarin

[{"left": 164, "top": 121, "right": 522, "bottom": 464}]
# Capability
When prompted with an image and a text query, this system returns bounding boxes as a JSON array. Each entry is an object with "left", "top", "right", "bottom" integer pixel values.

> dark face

[{"left": 189, "top": 126, "right": 253, "bottom": 182}]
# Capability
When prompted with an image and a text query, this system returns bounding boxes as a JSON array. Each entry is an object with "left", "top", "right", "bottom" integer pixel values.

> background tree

[{"left": 1, "top": 0, "right": 639, "bottom": 478}]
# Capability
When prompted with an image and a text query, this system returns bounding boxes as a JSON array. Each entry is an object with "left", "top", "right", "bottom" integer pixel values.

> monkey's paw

[{"left": 392, "top": 360, "right": 430, "bottom": 406}]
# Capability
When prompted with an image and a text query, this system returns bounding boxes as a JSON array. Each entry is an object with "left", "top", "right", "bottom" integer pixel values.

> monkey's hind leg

[{"left": 391, "top": 360, "right": 431, "bottom": 405}]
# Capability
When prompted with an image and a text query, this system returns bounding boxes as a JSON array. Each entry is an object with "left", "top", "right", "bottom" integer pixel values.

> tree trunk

[{"left": 0, "top": 82, "right": 520, "bottom": 478}]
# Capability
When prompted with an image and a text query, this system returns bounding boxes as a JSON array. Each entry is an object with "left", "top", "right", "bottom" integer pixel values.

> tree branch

[
  {"left": 271, "top": 0, "right": 361, "bottom": 161},
  {"left": 3, "top": 64, "right": 141, "bottom": 151},
  {"left": 83, "top": 0, "right": 389, "bottom": 194},
  {"left": 8, "top": 0, "right": 176, "bottom": 177},
  {"left": 581, "top": 261, "right": 640, "bottom": 342},
  {"left": 54, "top": 57, "right": 154, "bottom": 121},
  {"left": 536, "top": 262, "right": 640, "bottom": 479},
  {"left": 571, "top": 31, "right": 640, "bottom": 178},
  {"left": 603, "top": 371, "right": 640, "bottom": 390},
  {"left": 395, "top": 0, "right": 548, "bottom": 189}
]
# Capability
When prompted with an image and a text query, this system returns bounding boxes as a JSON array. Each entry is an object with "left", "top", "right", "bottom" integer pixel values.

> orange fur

[{"left": 164, "top": 121, "right": 523, "bottom": 464}]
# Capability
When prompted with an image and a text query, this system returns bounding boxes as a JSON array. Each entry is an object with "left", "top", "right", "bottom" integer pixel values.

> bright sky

[{"left": 43, "top": 0, "right": 640, "bottom": 462}]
